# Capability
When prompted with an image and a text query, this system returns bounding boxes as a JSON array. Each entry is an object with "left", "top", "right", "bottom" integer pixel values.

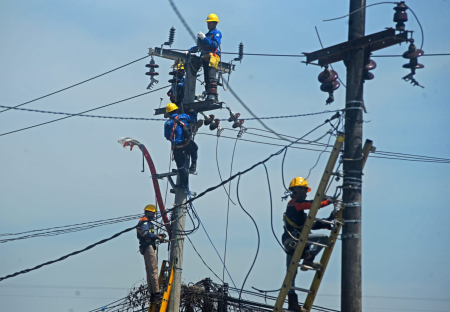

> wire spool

[
  {"left": 209, "top": 119, "right": 220, "bottom": 131},
  {"left": 393, "top": 1, "right": 408, "bottom": 31}
]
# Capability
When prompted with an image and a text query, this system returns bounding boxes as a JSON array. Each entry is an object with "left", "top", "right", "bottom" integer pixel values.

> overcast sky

[{"left": 1, "top": 1, "right": 450, "bottom": 312}]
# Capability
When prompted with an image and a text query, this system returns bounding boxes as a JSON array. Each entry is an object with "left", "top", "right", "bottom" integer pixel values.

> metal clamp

[
  {"left": 344, "top": 220, "right": 361, "bottom": 223},
  {"left": 341, "top": 234, "right": 361, "bottom": 239},
  {"left": 343, "top": 202, "right": 361, "bottom": 208}
]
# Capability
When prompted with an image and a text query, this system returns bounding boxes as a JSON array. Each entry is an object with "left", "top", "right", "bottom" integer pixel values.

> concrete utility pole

[
  {"left": 342, "top": 0, "right": 365, "bottom": 311},
  {"left": 168, "top": 55, "right": 197, "bottom": 312}
]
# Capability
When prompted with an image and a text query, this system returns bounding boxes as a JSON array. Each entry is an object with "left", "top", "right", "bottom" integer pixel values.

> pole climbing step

[
  {"left": 273, "top": 132, "right": 345, "bottom": 312},
  {"left": 302, "top": 139, "right": 373, "bottom": 312}
]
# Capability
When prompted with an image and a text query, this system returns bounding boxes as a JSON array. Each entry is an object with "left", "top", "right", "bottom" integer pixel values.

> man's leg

[
  {"left": 173, "top": 148, "right": 188, "bottom": 187},
  {"left": 202, "top": 61, "right": 210, "bottom": 92},
  {"left": 307, "top": 233, "right": 329, "bottom": 257},
  {"left": 143, "top": 245, "right": 159, "bottom": 295},
  {"left": 187, "top": 141, "right": 198, "bottom": 172}
]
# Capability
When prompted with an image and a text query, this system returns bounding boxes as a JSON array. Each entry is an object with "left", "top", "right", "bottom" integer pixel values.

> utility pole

[
  {"left": 168, "top": 54, "right": 197, "bottom": 312},
  {"left": 342, "top": 1, "right": 365, "bottom": 311}
]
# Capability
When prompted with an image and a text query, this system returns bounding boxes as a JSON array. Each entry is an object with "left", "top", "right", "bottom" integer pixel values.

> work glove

[
  {"left": 324, "top": 195, "right": 336, "bottom": 203},
  {"left": 326, "top": 209, "right": 338, "bottom": 221},
  {"left": 197, "top": 31, "right": 206, "bottom": 40}
]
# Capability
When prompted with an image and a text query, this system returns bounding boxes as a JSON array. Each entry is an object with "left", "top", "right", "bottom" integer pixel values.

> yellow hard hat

[
  {"left": 289, "top": 177, "right": 311, "bottom": 192},
  {"left": 166, "top": 103, "right": 178, "bottom": 113},
  {"left": 144, "top": 204, "right": 157, "bottom": 213},
  {"left": 172, "top": 62, "right": 184, "bottom": 70},
  {"left": 206, "top": 13, "right": 219, "bottom": 23}
]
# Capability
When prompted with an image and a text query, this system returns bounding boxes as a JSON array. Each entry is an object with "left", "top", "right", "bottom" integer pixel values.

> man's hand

[
  {"left": 184, "top": 51, "right": 190, "bottom": 55},
  {"left": 197, "top": 32, "right": 206, "bottom": 40},
  {"left": 324, "top": 195, "right": 337, "bottom": 203},
  {"left": 326, "top": 210, "right": 338, "bottom": 221}
]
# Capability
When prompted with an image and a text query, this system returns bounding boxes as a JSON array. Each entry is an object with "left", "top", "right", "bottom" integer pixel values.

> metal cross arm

[
  {"left": 304, "top": 28, "right": 409, "bottom": 66},
  {"left": 148, "top": 47, "right": 235, "bottom": 73}
]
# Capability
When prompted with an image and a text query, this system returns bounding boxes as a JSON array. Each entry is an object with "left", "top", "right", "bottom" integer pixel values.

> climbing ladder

[{"left": 273, "top": 135, "right": 373, "bottom": 312}]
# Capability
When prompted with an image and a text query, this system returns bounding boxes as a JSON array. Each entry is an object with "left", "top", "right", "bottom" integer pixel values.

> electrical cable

[
  {"left": 0, "top": 85, "right": 170, "bottom": 137},
  {"left": 0, "top": 55, "right": 150, "bottom": 114},
  {"left": 407, "top": 5, "right": 424, "bottom": 49},
  {"left": 323, "top": 2, "right": 396, "bottom": 22},
  {"left": 263, "top": 163, "right": 286, "bottom": 252},
  {"left": 236, "top": 174, "right": 260, "bottom": 307},
  {"left": 222, "top": 137, "right": 238, "bottom": 281},
  {"left": 215, "top": 135, "right": 236, "bottom": 205},
  {"left": 0, "top": 226, "right": 136, "bottom": 281},
  {"left": 172, "top": 120, "right": 329, "bottom": 211}
]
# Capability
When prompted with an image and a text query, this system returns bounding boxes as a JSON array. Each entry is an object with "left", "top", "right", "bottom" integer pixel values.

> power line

[
  {"left": 0, "top": 55, "right": 149, "bottom": 114},
  {"left": 0, "top": 85, "right": 170, "bottom": 137},
  {"left": 0, "top": 226, "right": 135, "bottom": 281}
]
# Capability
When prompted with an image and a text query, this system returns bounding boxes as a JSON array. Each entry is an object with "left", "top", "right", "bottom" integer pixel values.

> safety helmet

[
  {"left": 166, "top": 103, "right": 179, "bottom": 113},
  {"left": 172, "top": 62, "right": 185, "bottom": 70},
  {"left": 289, "top": 177, "right": 311, "bottom": 192},
  {"left": 144, "top": 204, "right": 157, "bottom": 213},
  {"left": 206, "top": 13, "right": 219, "bottom": 23}
]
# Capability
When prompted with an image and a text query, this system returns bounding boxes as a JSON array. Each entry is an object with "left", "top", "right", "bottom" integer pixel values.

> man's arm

[
  {"left": 294, "top": 199, "right": 331, "bottom": 211},
  {"left": 141, "top": 222, "right": 158, "bottom": 240},
  {"left": 202, "top": 31, "right": 222, "bottom": 50}
]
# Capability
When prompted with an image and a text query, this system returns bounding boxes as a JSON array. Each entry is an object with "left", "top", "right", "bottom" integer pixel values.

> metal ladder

[{"left": 273, "top": 135, "right": 373, "bottom": 312}]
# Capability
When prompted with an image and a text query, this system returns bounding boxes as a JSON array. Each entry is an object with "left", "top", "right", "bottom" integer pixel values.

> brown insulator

[
  {"left": 209, "top": 119, "right": 220, "bottom": 131},
  {"left": 228, "top": 113, "right": 240, "bottom": 122},
  {"left": 402, "top": 42, "right": 424, "bottom": 59},
  {"left": 320, "top": 80, "right": 340, "bottom": 93},
  {"left": 145, "top": 72, "right": 159, "bottom": 76},
  {"left": 232, "top": 119, "right": 244, "bottom": 128},
  {"left": 204, "top": 114, "right": 214, "bottom": 126},
  {"left": 208, "top": 87, "right": 217, "bottom": 94},
  {"left": 318, "top": 69, "right": 338, "bottom": 83},
  {"left": 145, "top": 64, "right": 159, "bottom": 68},
  {"left": 169, "top": 71, "right": 177, "bottom": 76},
  {"left": 393, "top": 1, "right": 408, "bottom": 31},
  {"left": 168, "top": 79, "right": 176, "bottom": 83},
  {"left": 364, "top": 59, "right": 377, "bottom": 71},
  {"left": 364, "top": 72, "right": 375, "bottom": 80},
  {"left": 403, "top": 62, "right": 424, "bottom": 70}
]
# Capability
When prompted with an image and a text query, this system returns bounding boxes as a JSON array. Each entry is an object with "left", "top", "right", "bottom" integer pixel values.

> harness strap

[{"left": 284, "top": 214, "right": 304, "bottom": 231}]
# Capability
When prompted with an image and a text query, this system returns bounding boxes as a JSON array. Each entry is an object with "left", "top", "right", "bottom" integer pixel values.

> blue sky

[{"left": 1, "top": 1, "right": 450, "bottom": 312}]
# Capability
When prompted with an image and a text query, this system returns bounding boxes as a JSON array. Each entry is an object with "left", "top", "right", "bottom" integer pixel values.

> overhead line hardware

[{"left": 304, "top": 28, "right": 408, "bottom": 66}]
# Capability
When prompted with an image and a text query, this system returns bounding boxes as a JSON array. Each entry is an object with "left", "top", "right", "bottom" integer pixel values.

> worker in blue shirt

[
  {"left": 186, "top": 13, "right": 222, "bottom": 101},
  {"left": 136, "top": 205, "right": 166, "bottom": 303},
  {"left": 167, "top": 63, "right": 185, "bottom": 105},
  {"left": 164, "top": 103, "right": 198, "bottom": 188}
]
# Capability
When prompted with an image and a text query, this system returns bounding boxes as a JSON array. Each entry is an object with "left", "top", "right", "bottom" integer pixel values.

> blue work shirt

[
  {"left": 164, "top": 111, "right": 197, "bottom": 145},
  {"left": 168, "top": 77, "right": 185, "bottom": 100},
  {"left": 140, "top": 219, "right": 158, "bottom": 240},
  {"left": 190, "top": 28, "right": 222, "bottom": 56}
]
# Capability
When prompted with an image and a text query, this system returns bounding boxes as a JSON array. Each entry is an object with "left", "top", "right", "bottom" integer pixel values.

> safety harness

[
  {"left": 169, "top": 115, "right": 191, "bottom": 149},
  {"left": 136, "top": 217, "right": 156, "bottom": 251}
]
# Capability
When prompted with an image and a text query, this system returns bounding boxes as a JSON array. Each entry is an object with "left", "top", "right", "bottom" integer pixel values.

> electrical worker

[
  {"left": 167, "top": 63, "right": 185, "bottom": 105},
  {"left": 164, "top": 103, "right": 198, "bottom": 188},
  {"left": 137, "top": 205, "right": 166, "bottom": 303},
  {"left": 186, "top": 13, "right": 221, "bottom": 101},
  {"left": 282, "top": 177, "right": 335, "bottom": 312}
]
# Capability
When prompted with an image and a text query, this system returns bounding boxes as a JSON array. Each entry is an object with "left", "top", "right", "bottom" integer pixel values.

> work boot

[
  {"left": 189, "top": 163, "right": 197, "bottom": 174},
  {"left": 301, "top": 251, "right": 323, "bottom": 271},
  {"left": 150, "top": 292, "right": 162, "bottom": 303},
  {"left": 287, "top": 293, "right": 306, "bottom": 312}
]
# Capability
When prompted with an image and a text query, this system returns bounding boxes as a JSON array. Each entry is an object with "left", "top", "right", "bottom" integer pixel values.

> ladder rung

[
  {"left": 306, "top": 241, "right": 329, "bottom": 248},
  {"left": 314, "top": 218, "right": 334, "bottom": 225},
  {"left": 290, "top": 287, "right": 314, "bottom": 294},
  {"left": 298, "top": 264, "right": 321, "bottom": 271}
]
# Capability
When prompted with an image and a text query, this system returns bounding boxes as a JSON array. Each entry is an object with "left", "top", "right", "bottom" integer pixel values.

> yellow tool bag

[{"left": 209, "top": 53, "right": 220, "bottom": 68}]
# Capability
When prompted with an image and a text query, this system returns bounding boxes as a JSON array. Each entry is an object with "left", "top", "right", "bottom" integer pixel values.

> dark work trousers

[
  {"left": 173, "top": 140, "right": 198, "bottom": 187},
  {"left": 202, "top": 60, "right": 217, "bottom": 92}
]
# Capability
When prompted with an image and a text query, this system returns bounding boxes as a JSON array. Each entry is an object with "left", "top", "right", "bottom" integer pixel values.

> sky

[{"left": 1, "top": 0, "right": 450, "bottom": 312}]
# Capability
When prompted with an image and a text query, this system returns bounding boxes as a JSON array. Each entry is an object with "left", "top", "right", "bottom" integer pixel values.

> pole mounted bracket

[{"left": 303, "top": 28, "right": 409, "bottom": 66}]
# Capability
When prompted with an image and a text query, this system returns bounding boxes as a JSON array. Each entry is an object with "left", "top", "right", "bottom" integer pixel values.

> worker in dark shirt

[
  {"left": 281, "top": 177, "right": 335, "bottom": 312},
  {"left": 164, "top": 103, "right": 198, "bottom": 188},
  {"left": 136, "top": 205, "right": 166, "bottom": 303},
  {"left": 186, "top": 13, "right": 222, "bottom": 102}
]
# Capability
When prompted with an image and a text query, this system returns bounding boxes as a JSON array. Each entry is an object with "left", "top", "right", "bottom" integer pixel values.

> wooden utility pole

[
  {"left": 342, "top": 1, "right": 365, "bottom": 311},
  {"left": 168, "top": 54, "right": 197, "bottom": 312}
]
